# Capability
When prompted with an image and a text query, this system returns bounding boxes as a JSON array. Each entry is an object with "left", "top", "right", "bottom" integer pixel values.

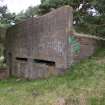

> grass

[{"left": 0, "top": 48, "right": 105, "bottom": 105}]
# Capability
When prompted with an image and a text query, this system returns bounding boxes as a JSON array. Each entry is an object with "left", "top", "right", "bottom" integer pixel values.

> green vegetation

[
  {"left": 39, "top": 0, "right": 105, "bottom": 38},
  {"left": 0, "top": 1, "right": 105, "bottom": 104},
  {"left": 0, "top": 6, "right": 16, "bottom": 28},
  {"left": 0, "top": 48, "right": 105, "bottom": 105}
]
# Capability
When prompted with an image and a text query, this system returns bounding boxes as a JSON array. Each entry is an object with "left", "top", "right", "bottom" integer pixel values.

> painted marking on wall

[
  {"left": 38, "top": 39, "right": 65, "bottom": 56},
  {"left": 68, "top": 36, "right": 80, "bottom": 53}
]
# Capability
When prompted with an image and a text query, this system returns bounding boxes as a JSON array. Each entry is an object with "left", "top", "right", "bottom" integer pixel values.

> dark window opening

[
  {"left": 16, "top": 57, "right": 28, "bottom": 62},
  {"left": 33, "top": 59, "right": 55, "bottom": 66}
]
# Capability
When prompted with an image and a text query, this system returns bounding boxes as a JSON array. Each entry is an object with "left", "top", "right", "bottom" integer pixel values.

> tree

[
  {"left": 25, "top": 6, "right": 39, "bottom": 18},
  {"left": 38, "top": 0, "right": 96, "bottom": 29},
  {"left": 0, "top": 5, "right": 16, "bottom": 28},
  {"left": 15, "top": 6, "right": 39, "bottom": 24},
  {"left": 38, "top": 0, "right": 105, "bottom": 38}
]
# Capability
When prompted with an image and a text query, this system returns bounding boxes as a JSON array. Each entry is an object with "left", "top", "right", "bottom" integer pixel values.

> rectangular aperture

[
  {"left": 33, "top": 59, "right": 55, "bottom": 66},
  {"left": 16, "top": 57, "right": 28, "bottom": 62}
]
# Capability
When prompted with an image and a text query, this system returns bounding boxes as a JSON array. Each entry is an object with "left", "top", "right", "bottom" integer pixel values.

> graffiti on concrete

[
  {"left": 68, "top": 36, "right": 80, "bottom": 53},
  {"left": 38, "top": 39, "right": 65, "bottom": 56}
]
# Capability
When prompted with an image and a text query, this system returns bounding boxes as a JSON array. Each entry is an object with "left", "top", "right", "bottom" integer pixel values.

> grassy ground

[{"left": 0, "top": 48, "right": 105, "bottom": 105}]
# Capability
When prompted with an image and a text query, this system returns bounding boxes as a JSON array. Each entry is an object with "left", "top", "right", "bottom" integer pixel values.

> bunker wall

[{"left": 6, "top": 6, "right": 73, "bottom": 79}]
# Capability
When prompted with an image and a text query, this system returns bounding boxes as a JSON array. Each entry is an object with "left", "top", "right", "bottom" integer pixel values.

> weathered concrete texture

[
  {"left": 73, "top": 32, "right": 104, "bottom": 63},
  {"left": 6, "top": 6, "right": 73, "bottom": 79},
  {"left": 74, "top": 35, "right": 98, "bottom": 62},
  {"left": 6, "top": 6, "right": 102, "bottom": 79}
]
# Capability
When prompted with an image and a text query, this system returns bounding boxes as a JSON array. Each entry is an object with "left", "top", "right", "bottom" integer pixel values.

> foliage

[
  {"left": 25, "top": 6, "right": 39, "bottom": 18},
  {"left": 15, "top": 6, "right": 39, "bottom": 23},
  {"left": 0, "top": 5, "right": 15, "bottom": 67},
  {"left": 38, "top": 0, "right": 105, "bottom": 38},
  {"left": 39, "top": 0, "right": 93, "bottom": 20},
  {"left": 0, "top": 6, "right": 16, "bottom": 28}
]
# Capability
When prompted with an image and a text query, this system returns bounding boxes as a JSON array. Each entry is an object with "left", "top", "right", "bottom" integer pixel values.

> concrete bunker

[
  {"left": 6, "top": 6, "right": 102, "bottom": 79},
  {"left": 6, "top": 6, "right": 73, "bottom": 79}
]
